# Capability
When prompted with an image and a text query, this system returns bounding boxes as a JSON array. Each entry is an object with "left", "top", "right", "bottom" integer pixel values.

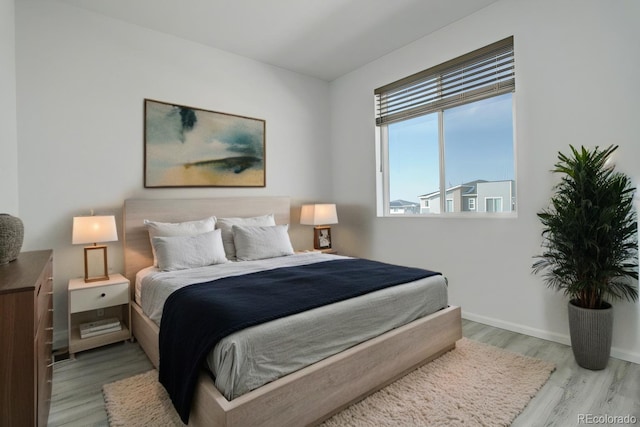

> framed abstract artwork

[{"left": 144, "top": 99, "right": 266, "bottom": 187}]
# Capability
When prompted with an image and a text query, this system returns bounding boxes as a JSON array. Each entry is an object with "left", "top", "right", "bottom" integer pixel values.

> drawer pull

[
  {"left": 47, "top": 362, "right": 54, "bottom": 368},
  {"left": 47, "top": 291, "right": 54, "bottom": 296},
  {"left": 46, "top": 327, "right": 54, "bottom": 331}
]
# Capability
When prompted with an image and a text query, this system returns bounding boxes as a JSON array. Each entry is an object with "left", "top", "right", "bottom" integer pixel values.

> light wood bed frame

[{"left": 123, "top": 197, "right": 462, "bottom": 426}]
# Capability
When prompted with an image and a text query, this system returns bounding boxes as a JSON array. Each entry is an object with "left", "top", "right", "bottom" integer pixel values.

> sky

[{"left": 388, "top": 93, "right": 514, "bottom": 203}]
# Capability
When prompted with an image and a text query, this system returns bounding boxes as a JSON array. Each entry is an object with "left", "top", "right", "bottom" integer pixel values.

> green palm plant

[{"left": 533, "top": 145, "right": 638, "bottom": 309}]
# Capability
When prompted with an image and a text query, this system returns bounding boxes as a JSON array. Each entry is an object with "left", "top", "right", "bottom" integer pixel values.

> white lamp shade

[
  {"left": 72, "top": 215, "right": 118, "bottom": 244},
  {"left": 300, "top": 204, "right": 338, "bottom": 226}
]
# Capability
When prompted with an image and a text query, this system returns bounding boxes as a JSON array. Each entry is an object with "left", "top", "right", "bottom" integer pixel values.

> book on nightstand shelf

[{"left": 79, "top": 317, "right": 122, "bottom": 339}]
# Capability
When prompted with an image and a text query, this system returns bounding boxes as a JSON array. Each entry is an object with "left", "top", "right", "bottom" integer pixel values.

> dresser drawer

[
  {"left": 70, "top": 282, "right": 129, "bottom": 313},
  {"left": 36, "top": 262, "right": 53, "bottom": 324},
  {"left": 36, "top": 304, "right": 53, "bottom": 427}
]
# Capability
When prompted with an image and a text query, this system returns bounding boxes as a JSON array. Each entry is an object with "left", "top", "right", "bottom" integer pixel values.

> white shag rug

[{"left": 103, "top": 338, "right": 555, "bottom": 426}]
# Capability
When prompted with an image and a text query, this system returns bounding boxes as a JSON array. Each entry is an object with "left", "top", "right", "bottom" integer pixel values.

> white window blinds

[{"left": 375, "top": 36, "right": 514, "bottom": 126}]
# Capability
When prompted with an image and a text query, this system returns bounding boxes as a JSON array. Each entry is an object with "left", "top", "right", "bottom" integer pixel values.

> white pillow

[
  {"left": 232, "top": 224, "right": 294, "bottom": 261},
  {"left": 152, "top": 229, "right": 228, "bottom": 271},
  {"left": 144, "top": 216, "right": 216, "bottom": 266},
  {"left": 216, "top": 214, "right": 275, "bottom": 260}
]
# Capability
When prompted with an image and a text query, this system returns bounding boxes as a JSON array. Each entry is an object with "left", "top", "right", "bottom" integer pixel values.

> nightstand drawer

[{"left": 70, "top": 282, "right": 129, "bottom": 313}]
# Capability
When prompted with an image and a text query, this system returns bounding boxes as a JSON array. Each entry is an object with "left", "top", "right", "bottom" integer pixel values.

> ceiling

[{"left": 57, "top": 0, "right": 499, "bottom": 81}]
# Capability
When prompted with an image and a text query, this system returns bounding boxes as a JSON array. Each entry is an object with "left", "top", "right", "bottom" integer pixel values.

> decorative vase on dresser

[
  {"left": 0, "top": 214, "right": 24, "bottom": 265},
  {"left": 0, "top": 250, "right": 54, "bottom": 427}
]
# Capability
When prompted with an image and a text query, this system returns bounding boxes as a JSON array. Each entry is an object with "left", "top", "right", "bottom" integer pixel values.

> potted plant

[{"left": 533, "top": 145, "right": 638, "bottom": 370}]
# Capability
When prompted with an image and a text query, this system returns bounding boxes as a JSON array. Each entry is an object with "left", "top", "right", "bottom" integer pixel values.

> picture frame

[
  {"left": 314, "top": 226, "right": 332, "bottom": 250},
  {"left": 83, "top": 245, "right": 109, "bottom": 283},
  {"left": 144, "top": 99, "right": 266, "bottom": 188}
]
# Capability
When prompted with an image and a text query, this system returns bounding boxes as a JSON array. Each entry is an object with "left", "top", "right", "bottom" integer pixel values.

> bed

[{"left": 123, "top": 197, "right": 462, "bottom": 426}]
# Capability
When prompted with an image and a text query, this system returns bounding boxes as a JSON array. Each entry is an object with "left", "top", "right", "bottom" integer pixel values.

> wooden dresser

[{"left": 0, "top": 250, "right": 54, "bottom": 427}]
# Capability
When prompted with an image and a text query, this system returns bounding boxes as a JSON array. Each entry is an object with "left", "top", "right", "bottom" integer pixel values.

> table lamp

[
  {"left": 300, "top": 204, "right": 338, "bottom": 250},
  {"left": 72, "top": 215, "right": 118, "bottom": 282}
]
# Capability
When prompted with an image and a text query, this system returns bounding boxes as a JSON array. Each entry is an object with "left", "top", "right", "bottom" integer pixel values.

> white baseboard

[{"left": 461, "top": 310, "right": 640, "bottom": 365}]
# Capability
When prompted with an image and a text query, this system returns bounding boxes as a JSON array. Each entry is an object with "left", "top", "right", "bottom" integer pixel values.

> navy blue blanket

[{"left": 158, "top": 258, "right": 440, "bottom": 423}]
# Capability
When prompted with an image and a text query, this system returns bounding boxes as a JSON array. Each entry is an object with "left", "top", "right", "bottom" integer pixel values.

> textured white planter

[
  {"left": 568, "top": 300, "right": 613, "bottom": 370},
  {"left": 0, "top": 214, "right": 24, "bottom": 265}
]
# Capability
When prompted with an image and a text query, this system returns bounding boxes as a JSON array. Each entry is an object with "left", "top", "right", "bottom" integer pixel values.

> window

[
  {"left": 376, "top": 37, "right": 516, "bottom": 216},
  {"left": 446, "top": 199, "right": 454, "bottom": 212},
  {"left": 485, "top": 197, "right": 503, "bottom": 213}
]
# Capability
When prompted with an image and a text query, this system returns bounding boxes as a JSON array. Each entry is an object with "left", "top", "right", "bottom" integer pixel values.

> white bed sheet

[{"left": 137, "top": 253, "right": 448, "bottom": 399}]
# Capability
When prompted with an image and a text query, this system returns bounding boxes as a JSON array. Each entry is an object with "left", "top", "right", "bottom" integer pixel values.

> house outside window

[
  {"left": 375, "top": 37, "right": 516, "bottom": 217},
  {"left": 389, "top": 200, "right": 420, "bottom": 215}
]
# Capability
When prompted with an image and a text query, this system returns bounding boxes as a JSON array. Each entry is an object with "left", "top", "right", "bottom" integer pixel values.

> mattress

[{"left": 137, "top": 252, "right": 448, "bottom": 399}]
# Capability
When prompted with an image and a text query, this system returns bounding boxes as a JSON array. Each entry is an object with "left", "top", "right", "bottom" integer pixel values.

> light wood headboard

[{"left": 122, "top": 197, "right": 290, "bottom": 287}]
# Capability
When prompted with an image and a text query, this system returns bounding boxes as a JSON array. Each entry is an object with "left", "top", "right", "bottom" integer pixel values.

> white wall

[
  {"left": 13, "top": 0, "right": 640, "bottom": 361},
  {"left": 0, "top": 0, "right": 19, "bottom": 214},
  {"left": 330, "top": 0, "right": 640, "bottom": 363},
  {"left": 16, "top": 0, "right": 331, "bottom": 347}
]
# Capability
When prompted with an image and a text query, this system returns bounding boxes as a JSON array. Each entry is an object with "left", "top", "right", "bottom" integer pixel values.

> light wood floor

[{"left": 48, "top": 319, "right": 640, "bottom": 426}]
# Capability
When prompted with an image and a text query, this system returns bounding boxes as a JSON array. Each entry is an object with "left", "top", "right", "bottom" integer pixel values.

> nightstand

[
  {"left": 297, "top": 248, "right": 338, "bottom": 254},
  {"left": 68, "top": 273, "right": 131, "bottom": 356},
  {"left": 317, "top": 248, "right": 337, "bottom": 254}
]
